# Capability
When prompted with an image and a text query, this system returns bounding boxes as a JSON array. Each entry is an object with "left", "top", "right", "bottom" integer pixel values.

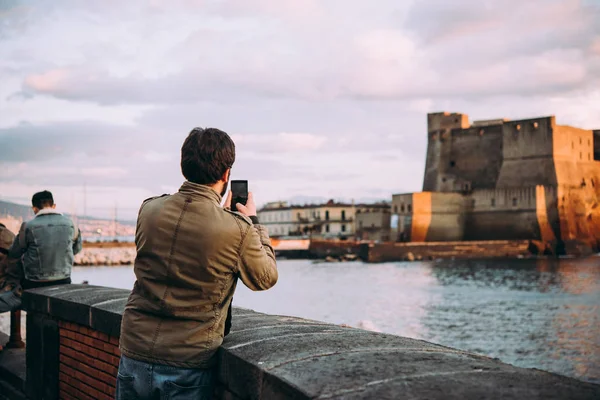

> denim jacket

[{"left": 8, "top": 209, "right": 82, "bottom": 281}]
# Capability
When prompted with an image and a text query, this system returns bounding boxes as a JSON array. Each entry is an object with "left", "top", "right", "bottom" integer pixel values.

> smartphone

[{"left": 231, "top": 180, "right": 248, "bottom": 207}]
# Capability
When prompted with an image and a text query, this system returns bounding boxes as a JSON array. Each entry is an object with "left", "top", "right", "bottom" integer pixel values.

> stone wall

[
  {"left": 308, "top": 239, "right": 361, "bottom": 258},
  {"left": 423, "top": 112, "right": 470, "bottom": 191},
  {"left": 594, "top": 130, "right": 600, "bottom": 160},
  {"left": 363, "top": 240, "right": 540, "bottom": 263},
  {"left": 18, "top": 284, "right": 600, "bottom": 400},
  {"left": 496, "top": 117, "right": 557, "bottom": 188},
  {"left": 423, "top": 112, "right": 503, "bottom": 192},
  {"left": 355, "top": 209, "right": 391, "bottom": 241},
  {"left": 464, "top": 187, "right": 540, "bottom": 240},
  {"left": 392, "top": 192, "right": 466, "bottom": 242}
]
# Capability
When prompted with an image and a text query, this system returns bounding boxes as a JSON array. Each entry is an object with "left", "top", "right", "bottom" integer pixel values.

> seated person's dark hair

[
  {"left": 32, "top": 190, "right": 54, "bottom": 209},
  {"left": 181, "top": 128, "right": 236, "bottom": 185}
]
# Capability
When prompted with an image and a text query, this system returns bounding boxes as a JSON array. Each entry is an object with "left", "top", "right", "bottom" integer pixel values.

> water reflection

[{"left": 422, "top": 257, "right": 600, "bottom": 384}]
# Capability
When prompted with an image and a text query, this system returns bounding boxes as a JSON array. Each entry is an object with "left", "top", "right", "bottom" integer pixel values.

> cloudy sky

[{"left": 1, "top": 0, "right": 599, "bottom": 219}]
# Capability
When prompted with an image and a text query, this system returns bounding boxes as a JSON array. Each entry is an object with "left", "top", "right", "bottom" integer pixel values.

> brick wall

[{"left": 58, "top": 321, "right": 119, "bottom": 400}]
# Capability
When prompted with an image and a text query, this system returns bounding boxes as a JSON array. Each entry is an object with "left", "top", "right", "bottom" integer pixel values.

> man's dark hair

[
  {"left": 181, "top": 128, "right": 236, "bottom": 185},
  {"left": 32, "top": 190, "right": 54, "bottom": 209}
]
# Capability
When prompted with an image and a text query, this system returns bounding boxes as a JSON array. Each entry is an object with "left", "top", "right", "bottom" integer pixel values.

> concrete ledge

[
  {"left": 22, "top": 284, "right": 128, "bottom": 337},
  {"left": 22, "top": 284, "right": 600, "bottom": 399}
]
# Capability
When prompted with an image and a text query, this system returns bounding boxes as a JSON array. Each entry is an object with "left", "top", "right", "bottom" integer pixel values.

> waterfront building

[
  {"left": 355, "top": 204, "right": 391, "bottom": 242},
  {"left": 259, "top": 200, "right": 388, "bottom": 239},
  {"left": 257, "top": 202, "right": 295, "bottom": 237},
  {"left": 392, "top": 112, "right": 600, "bottom": 253}
]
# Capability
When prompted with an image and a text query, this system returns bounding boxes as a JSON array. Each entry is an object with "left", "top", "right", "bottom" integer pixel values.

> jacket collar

[
  {"left": 35, "top": 208, "right": 62, "bottom": 217},
  {"left": 178, "top": 181, "right": 222, "bottom": 204}
]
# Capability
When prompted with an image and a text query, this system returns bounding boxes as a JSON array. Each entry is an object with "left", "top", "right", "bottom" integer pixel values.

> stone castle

[{"left": 392, "top": 112, "right": 600, "bottom": 254}]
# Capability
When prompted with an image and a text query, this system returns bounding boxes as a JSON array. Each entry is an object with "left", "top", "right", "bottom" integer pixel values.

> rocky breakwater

[{"left": 75, "top": 242, "right": 136, "bottom": 266}]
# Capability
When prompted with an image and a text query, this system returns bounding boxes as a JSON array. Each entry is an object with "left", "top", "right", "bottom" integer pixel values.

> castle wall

[
  {"left": 594, "top": 130, "right": 600, "bottom": 161},
  {"left": 423, "top": 112, "right": 503, "bottom": 192},
  {"left": 496, "top": 117, "right": 558, "bottom": 188},
  {"left": 535, "top": 185, "right": 558, "bottom": 243},
  {"left": 409, "top": 111, "right": 600, "bottom": 253},
  {"left": 464, "top": 187, "right": 541, "bottom": 240},
  {"left": 554, "top": 125, "right": 594, "bottom": 164},
  {"left": 551, "top": 126, "right": 600, "bottom": 252},
  {"left": 392, "top": 192, "right": 465, "bottom": 242},
  {"left": 444, "top": 125, "right": 504, "bottom": 191},
  {"left": 556, "top": 175, "right": 600, "bottom": 253}
]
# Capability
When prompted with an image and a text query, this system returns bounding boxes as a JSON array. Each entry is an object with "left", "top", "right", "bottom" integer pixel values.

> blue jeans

[{"left": 116, "top": 354, "right": 215, "bottom": 400}]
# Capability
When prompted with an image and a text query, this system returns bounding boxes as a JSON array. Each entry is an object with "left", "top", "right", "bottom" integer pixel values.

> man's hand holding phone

[
  {"left": 235, "top": 192, "right": 256, "bottom": 217},
  {"left": 224, "top": 185, "right": 257, "bottom": 217}
]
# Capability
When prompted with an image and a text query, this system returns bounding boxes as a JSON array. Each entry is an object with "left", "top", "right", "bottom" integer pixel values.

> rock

[{"left": 406, "top": 252, "right": 415, "bottom": 261}]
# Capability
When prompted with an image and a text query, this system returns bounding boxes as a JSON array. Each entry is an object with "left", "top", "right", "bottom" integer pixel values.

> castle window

[
  {"left": 590, "top": 153, "right": 592, "bottom": 161},
  {"left": 581, "top": 178, "right": 586, "bottom": 187},
  {"left": 580, "top": 152, "right": 582, "bottom": 160},
  {"left": 589, "top": 139, "right": 591, "bottom": 146},
  {"left": 491, "top": 198, "right": 496, "bottom": 207},
  {"left": 407, "top": 204, "right": 412, "bottom": 212},
  {"left": 512, "top": 198, "right": 517, "bottom": 207},
  {"left": 580, "top": 137, "right": 582, "bottom": 145},
  {"left": 449, "top": 161, "right": 456, "bottom": 167}
]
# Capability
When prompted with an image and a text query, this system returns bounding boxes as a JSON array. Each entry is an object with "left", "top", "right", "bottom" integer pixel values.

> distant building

[
  {"left": 392, "top": 112, "right": 600, "bottom": 253},
  {"left": 259, "top": 200, "right": 387, "bottom": 239},
  {"left": 257, "top": 202, "right": 295, "bottom": 237},
  {"left": 355, "top": 204, "right": 391, "bottom": 242}
]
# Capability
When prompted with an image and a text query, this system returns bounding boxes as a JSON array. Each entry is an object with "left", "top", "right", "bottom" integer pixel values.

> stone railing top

[
  {"left": 22, "top": 284, "right": 128, "bottom": 337},
  {"left": 21, "top": 284, "right": 600, "bottom": 399}
]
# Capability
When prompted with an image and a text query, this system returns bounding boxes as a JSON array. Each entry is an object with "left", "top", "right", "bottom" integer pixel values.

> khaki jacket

[
  {"left": 119, "top": 182, "right": 278, "bottom": 368},
  {"left": 0, "top": 224, "right": 16, "bottom": 288}
]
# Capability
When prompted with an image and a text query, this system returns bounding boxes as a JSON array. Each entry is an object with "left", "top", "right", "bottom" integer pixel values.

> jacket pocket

[{"left": 165, "top": 381, "right": 213, "bottom": 400}]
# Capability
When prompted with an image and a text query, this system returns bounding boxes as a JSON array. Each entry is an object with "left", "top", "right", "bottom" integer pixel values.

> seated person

[
  {"left": 0, "top": 222, "right": 15, "bottom": 288},
  {"left": 0, "top": 191, "right": 82, "bottom": 313}
]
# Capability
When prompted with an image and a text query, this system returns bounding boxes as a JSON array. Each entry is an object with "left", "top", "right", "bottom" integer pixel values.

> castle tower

[{"left": 422, "top": 112, "right": 469, "bottom": 192}]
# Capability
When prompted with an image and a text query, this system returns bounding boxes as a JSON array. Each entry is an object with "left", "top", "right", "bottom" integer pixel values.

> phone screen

[{"left": 231, "top": 180, "right": 248, "bottom": 206}]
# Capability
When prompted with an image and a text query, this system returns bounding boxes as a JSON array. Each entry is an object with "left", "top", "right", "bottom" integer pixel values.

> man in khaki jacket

[{"left": 117, "top": 128, "right": 278, "bottom": 399}]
